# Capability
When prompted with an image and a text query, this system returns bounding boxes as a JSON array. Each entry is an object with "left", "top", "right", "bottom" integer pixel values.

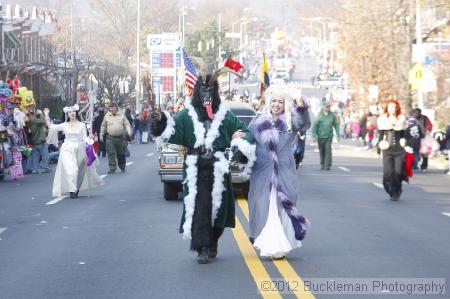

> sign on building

[{"left": 148, "top": 33, "right": 182, "bottom": 95}]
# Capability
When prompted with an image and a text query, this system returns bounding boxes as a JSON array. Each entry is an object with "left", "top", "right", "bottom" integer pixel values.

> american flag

[{"left": 183, "top": 49, "right": 198, "bottom": 96}]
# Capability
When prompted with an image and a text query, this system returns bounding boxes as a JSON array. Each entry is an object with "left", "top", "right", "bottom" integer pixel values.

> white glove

[{"left": 399, "top": 138, "right": 406, "bottom": 147}]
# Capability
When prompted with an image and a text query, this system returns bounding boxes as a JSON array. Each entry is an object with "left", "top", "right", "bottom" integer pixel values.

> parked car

[{"left": 157, "top": 101, "right": 256, "bottom": 200}]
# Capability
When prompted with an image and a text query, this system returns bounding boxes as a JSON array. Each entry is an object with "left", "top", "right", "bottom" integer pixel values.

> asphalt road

[
  {"left": 1, "top": 54, "right": 449, "bottom": 298},
  {"left": 1, "top": 140, "right": 449, "bottom": 299}
]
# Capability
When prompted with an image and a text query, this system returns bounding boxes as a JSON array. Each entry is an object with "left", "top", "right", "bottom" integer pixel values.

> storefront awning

[{"left": 4, "top": 31, "right": 22, "bottom": 49}]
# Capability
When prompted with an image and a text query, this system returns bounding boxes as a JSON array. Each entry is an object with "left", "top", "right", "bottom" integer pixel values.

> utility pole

[
  {"left": 135, "top": 0, "right": 141, "bottom": 114},
  {"left": 0, "top": 4, "right": 4, "bottom": 66},
  {"left": 182, "top": 4, "right": 185, "bottom": 47},
  {"left": 218, "top": 13, "right": 221, "bottom": 67},
  {"left": 415, "top": 0, "right": 424, "bottom": 109}
]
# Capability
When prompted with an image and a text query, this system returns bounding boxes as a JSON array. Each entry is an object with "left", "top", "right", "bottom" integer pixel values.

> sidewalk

[{"left": 330, "top": 138, "right": 449, "bottom": 172}]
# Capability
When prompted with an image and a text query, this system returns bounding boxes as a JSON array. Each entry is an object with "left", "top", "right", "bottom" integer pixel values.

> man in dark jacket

[
  {"left": 405, "top": 117, "right": 424, "bottom": 171},
  {"left": 413, "top": 108, "right": 432, "bottom": 172},
  {"left": 28, "top": 109, "right": 51, "bottom": 173},
  {"left": 93, "top": 109, "right": 106, "bottom": 157},
  {"left": 446, "top": 125, "right": 450, "bottom": 175}
]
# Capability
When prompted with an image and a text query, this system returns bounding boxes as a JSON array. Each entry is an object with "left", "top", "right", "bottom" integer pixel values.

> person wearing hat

[
  {"left": 28, "top": 108, "right": 51, "bottom": 174},
  {"left": 312, "top": 101, "right": 339, "bottom": 170},
  {"left": 248, "top": 86, "right": 310, "bottom": 259},
  {"left": 100, "top": 102, "right": 131, "bottom": 174},
  {"left": 45, "top": 105, "right": 104, "bottom": 198}
]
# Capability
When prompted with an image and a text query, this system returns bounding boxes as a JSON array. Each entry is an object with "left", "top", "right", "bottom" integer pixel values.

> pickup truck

[{"left": 157, "top": 101, "right": 256, "bottom": 200}]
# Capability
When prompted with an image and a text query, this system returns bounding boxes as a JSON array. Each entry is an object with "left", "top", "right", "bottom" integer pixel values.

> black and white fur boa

[{"left": 377, "top": 114, "right": 406, "bottom": 131}]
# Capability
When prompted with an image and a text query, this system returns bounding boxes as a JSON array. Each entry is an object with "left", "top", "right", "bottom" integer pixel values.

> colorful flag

[
  {"left": 260, "top": 53, "right": 270, "bottom": 96},
  {"left": 224, "top": 56, "right": 243, "bottom": 72},
  {"left": 183, "top": 49, "right": 198, "bottom": 96}
]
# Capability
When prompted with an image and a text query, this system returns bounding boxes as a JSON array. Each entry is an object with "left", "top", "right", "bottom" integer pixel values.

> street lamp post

[
  {"left": 240, "top": 20, "right": 249, "bottom": 63},
  {"left": 415, "top": 0, "right": 424, "bottom": 109},
  {"left": 135, "top": 0, "right": 141, "bottom": 114},
  {"left": 232, "top": 20, "right": 239, "bottom": 49}
]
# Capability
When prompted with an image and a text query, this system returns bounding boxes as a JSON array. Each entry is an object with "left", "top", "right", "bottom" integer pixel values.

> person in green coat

[
  {"left": 312, "top": 102, "right": 339, "bottom": 170},
  {"left": 151, "top": 71, "right": 255, "bottom": 264}
]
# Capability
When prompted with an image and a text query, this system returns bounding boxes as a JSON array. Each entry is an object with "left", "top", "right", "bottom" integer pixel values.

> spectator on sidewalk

[
  {"left": 134, "top": 113, "right": 142, "bottom": 144},
  {"left": 48, "top": 144, "right": 60, "bottom": 164},
  {"left": 312, "top": 101, "right": 339, "bottom": 170},
  {"left": 28, "top": 109, "right": 51, "bottom": 174},
  {"left": 446, "top": 124, "right": 450, "bottom": 175},
  {"left": 413, "top": 108, "right": 432, "bottom": 172}
]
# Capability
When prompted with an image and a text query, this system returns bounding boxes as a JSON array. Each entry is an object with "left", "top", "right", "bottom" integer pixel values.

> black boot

[
  {"left": 197, "top": 247, "right": 209, "bottom": 264},
  {"left": 75, "top": 189, "right": 79, "bottom": 197},
  {"left": 209, "top": 243, "right": 218, "bottom": 259},
  {"left": 209, "top": 227, "right": 224, "bottom": 258},
  {"left": 70, "top": 192, "right": 77, "bottom": 199}
]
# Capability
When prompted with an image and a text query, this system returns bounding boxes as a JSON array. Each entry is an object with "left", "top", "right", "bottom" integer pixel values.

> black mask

[
  {"left": 192, "top": 74, "right": 221, "bottom": 120},
  {"left": 200, "top": 84, "right": 215, "bottom": 120}
]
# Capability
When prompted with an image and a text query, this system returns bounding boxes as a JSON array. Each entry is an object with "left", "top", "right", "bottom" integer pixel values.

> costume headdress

[
  {"left": 63, "top": 104, "right": 80, "bottom": 121},
  {"left": 63, "top": 104, "right": 80, "bottom": 113}
]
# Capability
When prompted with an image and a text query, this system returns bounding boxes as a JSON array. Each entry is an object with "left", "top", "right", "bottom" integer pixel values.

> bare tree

[{"left": 89, "top": 0, "right": 137, "bottom": 65}]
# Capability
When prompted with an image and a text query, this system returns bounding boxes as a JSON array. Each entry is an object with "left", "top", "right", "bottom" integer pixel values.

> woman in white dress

[
  {"left": 44, "top": 105, "right": 104, "bottom": 198},
  {"left": 248, "top": 86, "right": 310, "bottom": 258}
]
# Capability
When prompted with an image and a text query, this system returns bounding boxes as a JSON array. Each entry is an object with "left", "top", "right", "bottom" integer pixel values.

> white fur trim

[
  {"left": 182, "top": 155, "right": 198, "bottom": 240},
  {"left": 230, "top": 137, "right": 256, "bottom": 175},
  {"left": 155, "top": 111, "right": 176, "bottom": 145},
  {"left": 211, "top": 152, "right": 230, "bottom": 224},
  {"left": 185, "top": 100, "right": 205, "bottom": 148},
  {"left": 377, "top": 114, "right": 406, "bottom": 131},
  {"left": 185, "top": 100, "right": 229, "bottom": 150},
  {"left": 204, "top": 102, "right": 229, "bottom": 149},
  {"left": 379, "top": 140, "right": 390, "bottom": 150}
]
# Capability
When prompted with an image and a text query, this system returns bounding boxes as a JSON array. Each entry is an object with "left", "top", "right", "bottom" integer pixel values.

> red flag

[{"left": 224, "top": 57, "right": 243, "bottom": 72}]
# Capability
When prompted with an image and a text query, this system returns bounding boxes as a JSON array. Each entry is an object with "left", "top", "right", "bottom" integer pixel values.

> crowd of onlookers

[{"left": 336, "top": 105, "right": 450, "bottom": 175}]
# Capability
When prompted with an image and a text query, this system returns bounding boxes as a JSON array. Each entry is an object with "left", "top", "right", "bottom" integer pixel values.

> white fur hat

[{"left": 263, "top": 85, "right": 293, "bottom": 113}]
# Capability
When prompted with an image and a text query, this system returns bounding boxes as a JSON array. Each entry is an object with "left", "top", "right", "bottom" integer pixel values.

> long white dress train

[
  {"left": 47, "top": 121, "right": 104, "bottom": 197},
  {"left": 253, "top": 186, "right": 302, "bottom": 258}
]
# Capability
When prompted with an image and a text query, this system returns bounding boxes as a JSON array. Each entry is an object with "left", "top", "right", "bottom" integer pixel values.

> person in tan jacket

[{"left": 100, "top": 102, "right": 132, "bottom": 173}]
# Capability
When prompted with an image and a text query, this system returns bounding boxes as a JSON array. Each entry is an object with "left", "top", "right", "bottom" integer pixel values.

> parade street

[{"left": 0, "top": 141, "right": 449, "bottom": 299}]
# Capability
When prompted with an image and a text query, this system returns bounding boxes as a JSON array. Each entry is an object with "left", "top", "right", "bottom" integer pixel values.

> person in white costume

[
  {"left": 44, "top": 105, "right": 104, "bottom": 198},
  {"left": 247, "top": 86, "right": 310, "bottom": 258}
]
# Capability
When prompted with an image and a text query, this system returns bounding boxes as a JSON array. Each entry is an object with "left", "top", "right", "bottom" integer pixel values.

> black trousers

[
  {"left": 293, "top": 138, "right": 306, "bottom": 168},
  {"left": 382, "top": 149, "right": 406, "bottom": 197},
  {"left": 420, "top": 155, "right": 428, "bottom": 170},
  {"left": 98, "top": 138, "right": 106, "bottom": 157},
  {"left": 294, "top": 151, "right": 304, "bottom": 167},
  {"left": 318, "top": 137, "right": 332, "bottom": 168},
  {"left": 190, "top": 156, "right": 224, "bottom": 252}
]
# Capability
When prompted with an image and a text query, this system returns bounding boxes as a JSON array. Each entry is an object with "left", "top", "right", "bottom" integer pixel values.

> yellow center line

[
  {"left": 236, "top": 197, "right": 316, "bottom": 299},
  {"left": 232, "top": 217, "right": 282, "bottom": 298}
]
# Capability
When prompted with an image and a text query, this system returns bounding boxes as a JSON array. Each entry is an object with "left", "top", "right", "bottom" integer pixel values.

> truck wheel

[
  {"left": 164, "top": 182, "right": 179, "bottom": 201},
  {"left": 233, "top": 182, "right": 250, "bottom": 199},
  {"left": 241, "top": 182, "right": 250, "bottom": 199}
]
